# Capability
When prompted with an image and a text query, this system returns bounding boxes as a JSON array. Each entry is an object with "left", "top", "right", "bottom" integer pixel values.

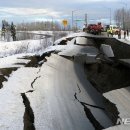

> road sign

[
  {"left": 62, "top": 20, "right": 68, "bottom": 27},
  {"left": 75, "top": 19, "right": 85, "bottom": 22}
]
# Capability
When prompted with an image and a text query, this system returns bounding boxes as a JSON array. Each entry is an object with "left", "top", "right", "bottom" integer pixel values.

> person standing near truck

[
  {"left": 126, "top": 29, "right": 129, "bottom": 37},
  {"left": 107, "top": 28, "right": 109, "bottom": 37},
  {"left": 118, "top": 29, "right": 121, "bottom": 39},
  {"left": 110, "top": 28, "right": 113, "bottom": 37},
  {"left": 124, "top": 30, "right": 126, "bottom": 39}
]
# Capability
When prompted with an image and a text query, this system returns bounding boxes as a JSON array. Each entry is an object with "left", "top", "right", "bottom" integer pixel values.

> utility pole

[
  {"left": 85, "top": 13, "right": 87, "bottom": 26},
  {"left": 110, "top": 8, "right": 111, "bottom": 25},
  {"left": 51, "top": 17, "right": 54, "bottom": 31},
  {"left": 72, "top": 11, "right": 74, "bottom": 30},
  {"left": 123, "top": 7, "right": 125, "bottom": 30}
]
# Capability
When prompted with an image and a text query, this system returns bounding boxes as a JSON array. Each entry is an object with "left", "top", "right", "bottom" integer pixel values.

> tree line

[
  {"left": 16, "top": 21, "right": 71, "bottom": 31},
  {"left": 1, "top": 20, "right": 16, "bottom": 41},
  {"left": 114, "top": 8, "right": 130, "bottom": 30}
]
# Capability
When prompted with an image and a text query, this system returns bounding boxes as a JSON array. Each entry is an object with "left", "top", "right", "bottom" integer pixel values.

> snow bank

[
  {"left": 0, "top": 39, "right": 53, "bottom": 58},
  {"left": 113, "top": 35, "right": 130, "bottom": 45},
  {"left": 0, "top": 54, "right": 32, "bottom": 68}
]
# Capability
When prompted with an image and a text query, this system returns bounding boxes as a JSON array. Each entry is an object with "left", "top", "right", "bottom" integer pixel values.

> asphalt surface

[
  {"left": 26, "top": 54, "right": 112, "bottom": 130},
  {"left": 1, "top": 32, "right": 130, "bottom": 130},
  {"left": 58, "top": 45, "right": 99, "bottom": 57}
]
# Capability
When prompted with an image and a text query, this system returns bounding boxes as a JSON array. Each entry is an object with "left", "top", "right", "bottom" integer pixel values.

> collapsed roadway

[{"left": 0, "top": 32, "right": 130, "bottom": 130}]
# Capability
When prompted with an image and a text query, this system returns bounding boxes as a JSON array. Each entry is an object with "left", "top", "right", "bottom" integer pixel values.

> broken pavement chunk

[
  {"left": 100, "top": 44, "right": 114, "bottom": 58},
  {"left": 74, "top": 54, "right": 97, "bottom": 64},
  {"left": 76, "top": 37, "right": 88, "bottom": 45},
  {"left": 76, "top": 37, "right": 94, "bottom": 46}
]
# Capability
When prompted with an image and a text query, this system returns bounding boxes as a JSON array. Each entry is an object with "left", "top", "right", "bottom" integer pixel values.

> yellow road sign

[{"left": 62, "top": 20, "right": 68, "bottom": 27}]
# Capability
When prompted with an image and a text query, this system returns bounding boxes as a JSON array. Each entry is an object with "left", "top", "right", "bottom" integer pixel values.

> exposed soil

[
  {"left": 25, "top": 51, "right": 53, "bottom": 67},
  {"left": 84, "top": 62, "right": 130, "bottom": 93},
  {"left": 0, "top": 67, "right": 17, "bottom": 89},
  {"left": 21, "top": 93, "right": 35, "bottom": 130},
  {"left": 84, "top": 61, "right": 130, "bottom": 125},
  {"left": 104, "top": 98, "right": 120, "bottom": 125}
]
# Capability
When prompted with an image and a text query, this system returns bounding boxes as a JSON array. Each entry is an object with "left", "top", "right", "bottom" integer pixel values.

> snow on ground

[
  {"left": 54, "top": 32, "right": 88, "bottom": 45},
  {"left": 17, "top": 31, "right": 53, "bottom": 35},
  {"left": 0, "top": 38, "right": 52, "bottom": 58},
  {"left": 0, "top": 40, "right": 45, "bottom": 69},
  {"left": 0, "top": 54, "right": 32, "bottom": 68},
  {"left": 42, "top": 38, "right": 78, "bottom": 56},
  {"left": 0, "top": 67, "right": 39, "bottom": 130},
  {"left": 17, "top": 31, "right": 71, "bottom": 35},
  {"left": 0, "top": 31, "right": 72, "bottom": 58},
  {"left": 113, "top": 34, "right": 130, "bottom": 45},
  {"left": 0, "top": 31, "right": 71, "bottom": 70}
]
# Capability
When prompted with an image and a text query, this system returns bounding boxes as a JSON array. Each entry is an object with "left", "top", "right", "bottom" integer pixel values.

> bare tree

[
  {"left": 114, "top": 8, "right": 130, "bottom": 30},
  {"left": 16, "top": 21, "right": 64, "bottom": 31}
]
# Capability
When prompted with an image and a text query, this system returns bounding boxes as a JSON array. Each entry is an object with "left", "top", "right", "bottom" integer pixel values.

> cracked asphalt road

[
  {"left": 25, "top": 54, "right": 112, "bottom": 130},
  {"left": 0, "top": 52, "right": 111, "bottom": 130},
  {"left": 0, "top": 53, "right": 113, "bottom": 130},
  {"left": 0, "top": 36, "right": 115, "bottom": 130},
  {"left": 1, "top": 33, "right": 130, "bottom": 130}
]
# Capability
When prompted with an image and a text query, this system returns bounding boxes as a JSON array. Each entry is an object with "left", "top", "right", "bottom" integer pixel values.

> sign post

[{"left": 62, "top": 20, "right": 68, "bottom": 30}]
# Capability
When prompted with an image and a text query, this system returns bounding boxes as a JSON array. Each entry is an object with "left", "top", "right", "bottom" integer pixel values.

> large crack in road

[
  {"left": 21, "top": 66, "right": 42, "bottom": 130},
  {"left": 21, "top": 93, "right": 35, "bottom": 130},
  {"left": 20, "top": 52, "right": 48, "bottom": 130},
  {"left": 2, "top": 35, "right": 129, "bottom": 129},
  {"left": 74, "top": 92, "right": 104, "bottom": 130},
  {"left": 74, "top": 83, "right": 105, "bottom": 130},
  {"left": 31, "top": 76, "right": 41, "bottom": 89}
]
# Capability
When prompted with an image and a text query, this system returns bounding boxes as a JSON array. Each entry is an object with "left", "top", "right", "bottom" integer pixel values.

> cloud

[
  {"left": 89, "top": 18, "right": 115, "bottom": 24},
  {"left": 0, "top": 7, "right": 61, "bottom": 18},
  {"left": 75, "top": 0, "right": 118, "bottom": 2},
  {"left": 0, "top": 0, "right": 127, "bottom": 25}
]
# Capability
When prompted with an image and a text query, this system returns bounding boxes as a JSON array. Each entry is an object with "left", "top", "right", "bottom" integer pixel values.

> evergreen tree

[
  {"left": 1, "top": 22, "right": 6, "bottom": 39},
  {"left": 10, "top": 22, "right": 16, "bottom": 41}
]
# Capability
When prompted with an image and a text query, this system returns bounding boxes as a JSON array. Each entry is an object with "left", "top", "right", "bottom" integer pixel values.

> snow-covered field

[
  {"left": 0, "top": 39, "right": 52, "bottom": 58},
  {"left": 0, "top": 30, "right": 74, "bottom": 72},
  {"left": 0, "top": 31, "right": 72, "bottom": 58}
]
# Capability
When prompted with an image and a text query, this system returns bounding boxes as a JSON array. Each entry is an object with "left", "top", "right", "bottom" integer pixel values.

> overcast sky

[{"left": 0, "top": 0, "right": 130, "bottom": 26}]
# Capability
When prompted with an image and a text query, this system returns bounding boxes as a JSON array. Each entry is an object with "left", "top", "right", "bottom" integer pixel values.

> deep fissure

[
  {"left": 74, "top": 92, "right": 104, "bottom": 130},
  {"left": 21, "top": 93, "right": 35, "bottom": 130},
  {"left": 75, "top": 83, "right": 104, "bottom": 110},
  {"left": 25, "top": 51, "right": 53, "bottom": 67},
  {"left": 21, "top": 68, "right": 42, "bottom": 130},
  {"left": 85, "top": 62, "right": 130, "bottom": 93},
  {"left": 0, "top": 67, "right": 17, "bottom": 89},
  {"left": 74, "top": 92, "right": 105, "bottom": 110},
  {"left": 84, "top": 62, "right": 121, "bottom": 125}
]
